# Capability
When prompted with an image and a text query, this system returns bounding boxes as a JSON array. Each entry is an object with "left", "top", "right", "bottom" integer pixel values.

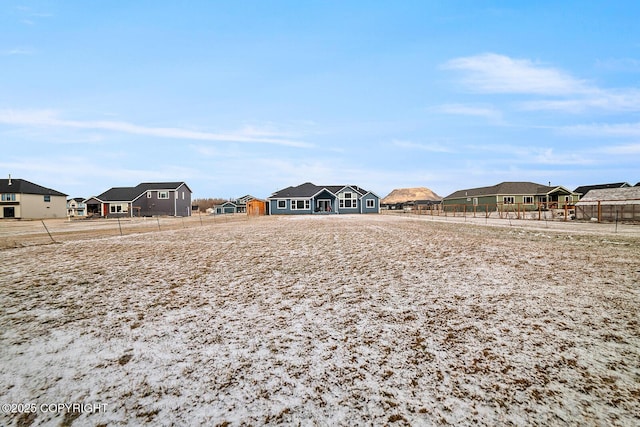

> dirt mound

[{"left": 382, "top": 187, "right": 442, "bottom": 204}]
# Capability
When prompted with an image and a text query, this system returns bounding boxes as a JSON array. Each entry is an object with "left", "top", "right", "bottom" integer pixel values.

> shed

[{"left": 247, "top": 198, "right": 266, "bottom": 216}]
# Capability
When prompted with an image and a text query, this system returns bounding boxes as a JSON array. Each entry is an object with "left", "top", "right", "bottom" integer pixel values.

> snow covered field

[{"left": 1, "top": 215, "right": 639, "bottom": 426}]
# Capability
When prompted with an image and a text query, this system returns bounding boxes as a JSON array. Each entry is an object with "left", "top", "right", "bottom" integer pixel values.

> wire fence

[
  {"left": 574, "top": 199, "right": 640, "bottom": 222},
  {"left": 384, "top": 202, "right": 578, "bottom": 221},
  {"left": 0, "top": 213, "right": 253, "bottom": 249}
]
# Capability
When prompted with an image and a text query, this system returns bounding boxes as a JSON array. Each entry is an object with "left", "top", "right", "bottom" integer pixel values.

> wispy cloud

[
  {"left": 15, "top": 6, "right": 52, "bottom": 25},
  {"left": 466, "top": 143, "right": 592, "bottom": 166},
  {"left": 530, "top": 148, "right": 592, "bottom": 165},
  {"left": 443, "top": 53, "right": 640, "bottom": 113},
  {"left": 595, "top": 58, "right": 640, "bottom": 72},
  {"left": 0, "top": 155, "right": 195, "bottom": 196},
  {"left": 443, "top": 53, "right": 589, "bottom": 95},
  {"left": 0, "top": 109, "right": 313, "bottom": 148},
  {"left": 522, "top": 90, "right": 640, "bottom": 113},
  {"left": 392, "top": 139, "right": 455, "bottom": 153},
  {"left": 559, "top": 122, "right": 640, "bottom": 137},
  {"left": 1, "top": 47, "right": 34, "bottom": 55},
  {"left": 599, "top": 143, "right": 640, "bottom": 154},
  {"left": 434, "top": 103, "right": 503, "bottom": 123}
]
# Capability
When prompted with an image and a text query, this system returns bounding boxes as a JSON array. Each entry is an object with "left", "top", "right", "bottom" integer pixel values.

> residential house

[
  {"left": 575, "top": 187, "right": 640, "bottom": 222},
  {"left": 267, "top": 182, "right": 380, "bottom": 215},
  {"left": 442, "top": 181, "right": 580, "bottom": 212},
  {"left": 574, "top": 182, "right": 631, "bottom": 199},
  {"left": 85, "top": 182, "right": 192, "bottom": 218},
  {"left": 214, "top": 201, "right": 240, "bottom": 214},
  {"left": 213, "top": 195, "right": 257, "bottom": 214},
  {"left": 67, "top": 198, "right": 87, "bottom": 217},
  {"left": 0, "top": 177, "right": 67, "bottom": 219}
]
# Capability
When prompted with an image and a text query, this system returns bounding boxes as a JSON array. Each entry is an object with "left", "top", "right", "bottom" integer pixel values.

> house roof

[
  {"left": 0, "top": 178, "right": 67, "bottom": 196},
  {"left": 136, "top": 182, "right": 191, "bottom": 192},
  {"left": 574, "top": 182, "right": 630, "bottom": 196},
  {"left": 575, "top": 187, "right": 640, "bottom": 205},
  {"left": 236, "top": 195, "right": 256, "bottom": 203},
  {"left": 217, "top": 201, "right": 237, "bottom": 207},
  {"left": 269, "top": 182, "right": 374, "bottom": 199},
  {"left": 95, "top": 182, "right": 191, "bottom": 202},
  {"left": 444, "top": 182, "right": 573, "bottom": 199}
]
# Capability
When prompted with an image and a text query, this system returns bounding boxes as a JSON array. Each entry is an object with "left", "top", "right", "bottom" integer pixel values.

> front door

[{"left": 3, "top": 207, "right": 15, "bottom": 218}]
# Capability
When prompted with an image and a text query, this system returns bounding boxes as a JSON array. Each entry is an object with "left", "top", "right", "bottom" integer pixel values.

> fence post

[
  {"left": 538, "top": 203, "right": 541, "bottom": 221},
  {"left": 597, "top": 200, "right": 601, "bottom": 223},
  {"left": 41, "top": 220, "right": 56, "bottom": 243},
  {"left": 117, "top": 218, "right": 123, "bottom": 236}
]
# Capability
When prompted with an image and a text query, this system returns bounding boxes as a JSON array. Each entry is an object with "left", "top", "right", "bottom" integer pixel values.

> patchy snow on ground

[{"left": 1, "top": 215, "right": 639, "bottom": 426}]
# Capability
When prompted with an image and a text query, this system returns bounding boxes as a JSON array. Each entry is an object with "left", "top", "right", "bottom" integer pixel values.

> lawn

[{"left": 1, "top": 215, "right": 639, "bottom": 426}]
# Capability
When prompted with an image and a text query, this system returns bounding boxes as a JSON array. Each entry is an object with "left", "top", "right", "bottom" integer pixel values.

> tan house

[
  {"left": 0, "top": 177, "right": 68, "bottom": 219},
  {"left": 67, "top": 197, "right": 87, "bottom": 217}
]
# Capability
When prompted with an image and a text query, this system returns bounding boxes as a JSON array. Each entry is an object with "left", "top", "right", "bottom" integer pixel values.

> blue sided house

[{"left": 267, "top": 182, "right": 380, "bottom": 215}]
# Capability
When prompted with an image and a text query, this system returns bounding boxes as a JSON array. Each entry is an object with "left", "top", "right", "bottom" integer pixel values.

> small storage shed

[{"left": 247, "top": 198, "right": 266, "bottom": 216}]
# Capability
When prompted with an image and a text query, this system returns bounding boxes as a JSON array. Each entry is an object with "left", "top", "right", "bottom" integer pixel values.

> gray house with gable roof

[
  {"left": 85, "top": 182, "right": 192, "bottom": 217},
  {"left": 267, "top": 182, "right": 380, "bottom": 215}
]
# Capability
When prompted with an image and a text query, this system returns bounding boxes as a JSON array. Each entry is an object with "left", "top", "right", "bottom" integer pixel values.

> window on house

[
  {"left": 182, "top": 192, "right": 185, "bottom": 200},
  {"left": 158, "top": 191, "right": 169, "bottom": 199},
  {"left": 277, "top": 200, "right": 286, "bottom": 209},
  {"left": 291, "top": 200, "right": 309, "bottom": 210},
  {"left": 1, "top": 194, "right": 16, "bottom": 201},
  {"left": 366, "top": 199, "right": 375, "bottom": 208},
  {"left": 147, "top": 192, "right": 152, "bottom": 198},
  {"left": 473, "top": 198, "right": 478, "bottom": 206},
  {"left": 503, "top": 196, "right": 515, "bottom": 204},
  {"left": 44, "top": 195, "right": 51, "bottom": 202},
  {"left": 523, "top": 196, "right": 534, "bottom": 204},
  {"left": 339, "top": 192, "right": 357, "bottom": 208},
  {"left": 110, "top": 204, "right": 128, "bottom": 213}
]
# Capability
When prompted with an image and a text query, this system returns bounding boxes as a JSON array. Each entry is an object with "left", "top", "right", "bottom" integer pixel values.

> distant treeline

[{"left": 192, "top": 198, "right": 227, "bottom": 212}]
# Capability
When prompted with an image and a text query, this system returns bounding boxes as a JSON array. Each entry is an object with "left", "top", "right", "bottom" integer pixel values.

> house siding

[
  {"left": 270, "top": 199, "right": 292, "bottom": 214},
  {"left": 270, "top": 198, "right": 314, "bottom": 215},
  {"left": 134, "top": 185, "right": 191, "bottom": 217},
  {"left": 174, "top": 184, "right": 192, "bottom": 217},
  {"left": 135, "top": 191, "right": 175, "bottom": 216},
  {"left": 360, "top": 193, "right": 380, "bottom": 214},
  {"left": 18, "top": 193, "right": 67, "bottom": 219}
]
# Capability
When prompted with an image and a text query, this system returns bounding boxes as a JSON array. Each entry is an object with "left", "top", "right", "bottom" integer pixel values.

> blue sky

[{"left": 2, "top": 1, "right": 640, "bottom": 199}]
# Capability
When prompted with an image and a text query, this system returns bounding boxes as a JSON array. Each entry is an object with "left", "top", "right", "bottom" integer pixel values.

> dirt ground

[{"left": 1, "top": 214, "right": 639, "bottom": 426}]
